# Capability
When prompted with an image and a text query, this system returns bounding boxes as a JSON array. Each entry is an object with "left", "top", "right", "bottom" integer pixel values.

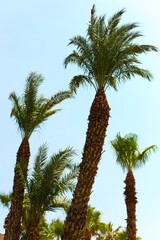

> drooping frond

[
  {"left": 69, "top": 75, "right": 95, "bottom": 93},
  {"left": 136, "top": 145, "right": 157, "bottom": 168}
]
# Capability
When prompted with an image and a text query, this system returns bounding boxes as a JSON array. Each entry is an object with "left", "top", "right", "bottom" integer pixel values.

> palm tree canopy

[
  {"left": 82, "top": 206, "right": 106, "bottom": 237},
  {"left": 111, "top": 133, "right": 157, "bottom": 170},
  {"left": 9, "top": 72, "right": 73, "bottom": 138},
  {"left": 64, "top": 5, "right": 158, "bottom": 93},
  {"left": 25, "top": 144, "right": 78, "bottom": 219}
]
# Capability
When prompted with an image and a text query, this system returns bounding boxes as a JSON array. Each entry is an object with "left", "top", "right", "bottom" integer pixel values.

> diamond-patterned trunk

[
  {"left": 4, "top": 137, "right": 30, "bottom": 240},
  {"left": 124, "top": 169, "right": 137, "bottom": 240},
  {"left": 26, "top": 217, "right": 41, "bottom": 240},
  {"left": 61, "top": 88, "right": 110, "bottom": 240}
]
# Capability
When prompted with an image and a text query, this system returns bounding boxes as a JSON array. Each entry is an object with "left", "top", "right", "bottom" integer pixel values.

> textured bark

[
  {"left": 124, "top": 170, "right": 137, "bottom": 240},
  {"left": 4, "top": 138, "right": 30, "bottom": 240},
  {"left": 26, "top": 217, "right": 41, "bottom": 240},
  {"left": 61, "top": 88, "right": 110, "bottom": 240}
]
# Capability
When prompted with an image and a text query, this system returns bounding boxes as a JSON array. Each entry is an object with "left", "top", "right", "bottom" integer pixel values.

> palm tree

[
  {"left": 40, "top": 205, "right": 107, "bottom": 240},
  {"left": 81, "top": 206, "right": 106, "bottom": 240},
  {"left": 111, "top": 133, "right": 156, "bottom": 240},
  {"left": 23, "top": 144, "right": 78, "bottom": 240},
  {"left": 4, "top": 72, "right": 72, "bottom": 240},
  {"left": 61, "top": 5, "right": 158, "bottom": 240},
  {"left": 40, "top": 218, "right": 64, "bottom": 240},
  {"left": 105, "top": 222, "right": 122, "bottom": 240}
]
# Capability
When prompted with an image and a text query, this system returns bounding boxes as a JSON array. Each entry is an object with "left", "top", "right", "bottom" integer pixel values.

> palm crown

[
  {"left": 25, "top": 144, "right": 78, "bottom": 218},
  {"left": 9, "top": 72, "right": 72, "bottom": 138},
  {"left": 111, "top": 133, "right": 157, "bottom": 170},
  {"left": 64, "top": 5, "right": 158, "bottom": 93}
]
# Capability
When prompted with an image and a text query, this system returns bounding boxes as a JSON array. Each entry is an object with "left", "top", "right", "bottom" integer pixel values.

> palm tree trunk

[
  {"left": 124, "top": 170, "right": 137, "bottom": 240},
  {"left": 26, "top": 218, "right": 41, "bottom": 240},
  {"left": 61, "top": 88, "right": 110, "bottom": 240},
  {"left": 4, "top": 137, "right": 30, "bottom": 240}
]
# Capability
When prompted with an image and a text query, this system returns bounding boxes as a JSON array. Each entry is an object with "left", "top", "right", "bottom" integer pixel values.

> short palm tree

[
  {"left": 61, "top": 5, "right": 158, "bottom": 240},
  {"left": 111, "top": 133, "right": 156, "bottom": 240},
  {"left": 40, "top": 218, "right": 64, "bottom": 240},
  {"left": 4, "top": 72, "right": 72, "bottom": 240},
  {"left": 81, "top": 206, "right": 106, "bottom": 240},
  {"left": 24, "top": 144, "right": 78, "bottom": 240}
]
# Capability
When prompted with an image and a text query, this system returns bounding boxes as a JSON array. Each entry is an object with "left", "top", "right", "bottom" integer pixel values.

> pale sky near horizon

[{"left": 0, "top": 1, "right": 160, "bottom": 239}]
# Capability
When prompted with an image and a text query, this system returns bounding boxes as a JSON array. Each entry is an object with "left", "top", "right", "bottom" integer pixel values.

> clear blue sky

[{"left": 0, "top": 1, "right": 159, "bottom": 239}]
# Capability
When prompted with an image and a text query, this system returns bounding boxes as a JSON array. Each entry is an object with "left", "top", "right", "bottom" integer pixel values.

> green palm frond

[
  {"left": 64, "top": 5, "right": 158, "bottom": 93},
  {"left": 111, "top": 133, "right": 157, "bottom": 170},
  {"left": 136, "top": 144, "right": 157, "bottom": 168},
  {"left": 107, "top": 9, "right": 125, "bottom": 33},
  {"left": 69, "top": 75, "right": 94, "bottom": 93},
  {"left": 26, "top": 146, "right": 77, "bottom": 217},
  {"left": 0, "top": 193, "right": 12, "bottom": 208},
  {"left": 9, "top": 72, "right": 72, "bottom": 138}
]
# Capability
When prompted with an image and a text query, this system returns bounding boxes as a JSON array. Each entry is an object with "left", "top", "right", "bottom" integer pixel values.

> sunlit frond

[
  {"left": 111, "top": 133, "right": 157, "bottom": 171},
  {"left": 9, "top": 72, "right": 72, "bottom": 138},
  {"left": 65, "top": 5, "right": 158, "bottom": 93}
]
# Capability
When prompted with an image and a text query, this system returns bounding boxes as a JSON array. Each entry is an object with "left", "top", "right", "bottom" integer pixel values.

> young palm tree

[
  {"left": 80, "top": 206, "right": 106, "bottom": 240},
  {"left": 111, "top": 133, "right": 156, "bottom": 240},
  {"left": 61, "top": 5, "right": 158, "bottom": 240},
  {"left": 24, "top": 144, "right": 78, "bottom": 240},
  {"left": 4, "top": 72, "right": 72, "bottom": 240},
  {"left": 40, "top": 218, "right": 64, "bottom": 240}
]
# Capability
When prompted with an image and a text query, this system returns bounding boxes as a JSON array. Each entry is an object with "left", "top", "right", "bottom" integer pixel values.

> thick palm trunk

[
  {"left": 4, "top": 137, "right": 30, "bottom": 240},
  {"left": 26, "top": 218, "right": 41, "bottom": 240},
  {"left": 124, "top": 170, "right": 137, "bottom": 240},
  {"left": 61, "top": 88, "right": 110, "bottom": 240}
]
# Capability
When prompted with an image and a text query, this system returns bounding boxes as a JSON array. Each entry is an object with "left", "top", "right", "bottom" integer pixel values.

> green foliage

[
  {"left": 25, "top": 144, "right": 78, "bottom": 223},
  {"left": 9, "top": 72, "right": 73, "bottom": 138},
  {"left": 64, "top": 5, "right": 158, "bottom": 93},
  {"left": 0, "top": 193, "right": 12, "bottom": 208},
  {"left": 111, "top": 132, "right": 157, "bottom": 170}
]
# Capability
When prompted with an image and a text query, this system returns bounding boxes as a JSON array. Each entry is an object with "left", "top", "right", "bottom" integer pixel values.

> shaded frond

[
  {"left": 69, "top": 75, "right": 95, "bottom": 93},
  {"left": 0, "top": 193, "right": 12, "bottom": 208}
]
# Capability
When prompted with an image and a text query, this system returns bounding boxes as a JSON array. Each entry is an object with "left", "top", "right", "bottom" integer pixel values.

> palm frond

[
  {"left": 69, "top": 75, "right": 95, "bottom": 93},
  {"left": 107, "top": 9, "right": 125, "bottom": 33},
  {"left": 9, "top": 72, "right": 72, "bottom": 138},
  {"left": 135, "top": 145, "right": 157, "bottom": 168},
  {"left": 0, "top": 193, "right": 12, "bottom": 208},
  {"left": 26, "top": 147, "right": 77, "bottom": 217},
  {"left": 64, "top": 6, "right": 158, "bottom": 92},
  {"left": 111, "top": 133, "right": 157, "bottom": 170}
]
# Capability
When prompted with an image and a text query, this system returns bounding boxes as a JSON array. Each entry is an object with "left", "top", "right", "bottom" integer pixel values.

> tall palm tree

[
  {"left": 4, "top": 72, "right": 72, "bottom": 240},
  {"left": 61, "top": 5, "right": 158, "bottom": 240},
  {"left": 24, "top": 144, "right": 78, "bottom": 240},
  {"left": 111, "top": 133, "right": 156, "bottom": 240}
]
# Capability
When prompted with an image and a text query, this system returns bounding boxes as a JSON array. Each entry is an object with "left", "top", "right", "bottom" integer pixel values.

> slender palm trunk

[
  {"left": 61, "top": 88, "right": 110, "bottom": 240},
  {"left": 4, "top": 137, "right": 30, "bottom": 240},
  {"left": 124, "top": 169, "right": 137, "bottom": 240},
  {"left": 26, "top": 217, "right": 41, "bottom": 240}
]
